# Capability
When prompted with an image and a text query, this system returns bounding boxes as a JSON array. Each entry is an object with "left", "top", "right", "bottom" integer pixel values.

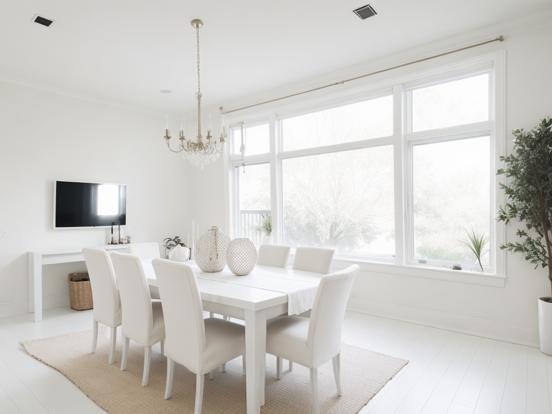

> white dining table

[{"left": 142, "top": 261, "right": 322, "bottom": 414}]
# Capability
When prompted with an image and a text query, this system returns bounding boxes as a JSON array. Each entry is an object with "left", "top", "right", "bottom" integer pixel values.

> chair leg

[
  {"left": 332, "top": 353, "right": 342, "bottom": 396},
  {"left": 108, "top": 326, "right": 117, "bottom": 364},
  {"left": 91, "top": 320, "right": 98, "bottom": 354},
  {"left": 165, "top": 358, "right": 175, "bottom": 400},
  {"left": 120, "top": 336, "right": 130, "bottom": 371},
  {"left": 194, "top": 374, "right": 205, "bottom": 414},
  {"left": 289, "top": 360, "right": 293, "bottom": 371},
  {"left": 242, "top": 355, "right": 246, "bottom": 375},
  {"left": 276, "top": 356, "right": 282, "bottom": 380},
  {"left": 142, "top": 346, "right": 152, "bottom": 386},
  {"left": 160, "top": 340, "right": 165, "bottom": 356},
  {"left": 310, "top": 367, "right": 320, "bottom": 414}
]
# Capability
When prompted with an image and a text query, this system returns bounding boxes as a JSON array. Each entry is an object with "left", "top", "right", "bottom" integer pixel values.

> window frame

[{"left": 226, "top": 52, "right": 506, "bottom": 286}]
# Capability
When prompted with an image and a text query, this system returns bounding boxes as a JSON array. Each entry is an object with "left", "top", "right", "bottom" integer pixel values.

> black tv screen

[{"left": 54, "top": 181, "right": 127, "bottom": 228}]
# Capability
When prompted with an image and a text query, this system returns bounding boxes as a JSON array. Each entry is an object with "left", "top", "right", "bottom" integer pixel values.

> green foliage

[
  {"left": 163, "top": 235, "right": 186, "bottom": 250},
  {"left": 258, "top": 214, "right": 272, "bottom": 235},
  {"left": 462, "top": 230, "right": 488, "bottom": 272},
  {"left": 497, "top": 117, "right": 552, "bottom": 292}
]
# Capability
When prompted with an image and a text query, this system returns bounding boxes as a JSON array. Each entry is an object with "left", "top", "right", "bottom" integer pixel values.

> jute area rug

[{"left": 22, "top": 329, "right": 407, "bottom": 414}]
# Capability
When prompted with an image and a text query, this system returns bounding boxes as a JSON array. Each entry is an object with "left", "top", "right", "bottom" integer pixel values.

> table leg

[
  {"left": 28, "top": 252, "right": 42, "bottom": 322},
  {"left": 244, "top": 309, "right": 266, "bottom": 414}
]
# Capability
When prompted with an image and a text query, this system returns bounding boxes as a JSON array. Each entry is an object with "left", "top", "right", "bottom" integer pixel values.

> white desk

[
  {"left": 145, "top": 262, "right": 321, "bottom": 414},
  {"left": 28, "top": 244, "right": 130, "bottom": 322}
]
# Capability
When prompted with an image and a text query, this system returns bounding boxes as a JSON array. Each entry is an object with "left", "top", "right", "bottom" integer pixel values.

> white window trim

[{"left": 226, "top": 51, "right": 507, "bottom": 287}]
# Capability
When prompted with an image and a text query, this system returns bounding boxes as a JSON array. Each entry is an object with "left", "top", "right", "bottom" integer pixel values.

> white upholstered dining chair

[
  {"left": 266, "top": 264, "right": 358, "bottom": 414},
  {"left": 293, "top": 246, "right": 335, "bottom": 274},
  {"left": 152, "top": 259, "right": 245, "bottom": 414},
  {"left": 111, "top": 252, "right": 165, "bottom": 386},
  {"left": 83, "top": 248, "right": 121, "bottom": 364},
  {"left": 128, "top": 242, "right": 161, "bottom": 299},
  {"left": 257, "top": 244, "right": 291, "bottom": 267},
  {"left": 286, "top": 246, "right": 335, "bottom": 371}
]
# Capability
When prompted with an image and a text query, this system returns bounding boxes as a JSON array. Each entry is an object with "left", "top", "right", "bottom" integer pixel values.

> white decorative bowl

[
  {"left": 195, "top": 226, "right": 230, "bottom": 273},
  {"left": 227, "top": 238, "right": 257, "bottom": 276}
]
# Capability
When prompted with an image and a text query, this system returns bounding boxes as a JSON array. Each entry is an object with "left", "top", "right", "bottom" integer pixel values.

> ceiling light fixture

[
  {"left": 353, "top": 4, "right": 377, "bottom": 20},
  {"left": 163, "top": 18, "right": 226, "bottom": 169}
]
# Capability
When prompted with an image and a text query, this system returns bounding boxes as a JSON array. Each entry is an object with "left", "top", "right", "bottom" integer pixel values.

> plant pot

[
  {"left": 538, "top": 297, "right": 552, "bottom": 355},
  {"left": 168, "top": 245, "right": 191, "bottom": 262}
]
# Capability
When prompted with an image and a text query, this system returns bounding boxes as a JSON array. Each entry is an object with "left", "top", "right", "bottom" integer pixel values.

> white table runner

[{"left": 144, "top": 261, "right": 321, "bottom": 315}]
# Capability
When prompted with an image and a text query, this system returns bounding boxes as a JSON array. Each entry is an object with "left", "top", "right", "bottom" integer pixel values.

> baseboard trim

[{"left": 348, "top": 298, "right": 538, "bottom": 348}]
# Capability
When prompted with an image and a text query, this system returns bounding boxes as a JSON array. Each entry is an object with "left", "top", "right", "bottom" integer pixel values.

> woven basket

[{"left": 68, "top": 272, "right": 93, "bottom": 311}]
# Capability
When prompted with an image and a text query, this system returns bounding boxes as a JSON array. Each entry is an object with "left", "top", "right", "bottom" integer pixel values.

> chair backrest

[
  {"left": 152, "top": 259, "right": 205, "bottom": 373},
  {"left": 293, "top": 247, "right": 335, "bottom": 274},
  {"left": 307, "top": 265, "right": 358, "bottom": 366},
  {"left": 257, "top": 245, "right": 291, "bottom": 268},
  {"left": 111, "top": 252, "right": 154, "bottom": 344},
  {"left": 83, "top": 248, "right": 121, "bottom": 326},
  {"left": 129, "top": 242, "right": 161, "bottom": 261}
]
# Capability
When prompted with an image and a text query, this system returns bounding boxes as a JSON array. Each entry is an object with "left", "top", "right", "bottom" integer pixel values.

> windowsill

[{"left": 332, "top": 256, "right": 506, "bottom": 287}]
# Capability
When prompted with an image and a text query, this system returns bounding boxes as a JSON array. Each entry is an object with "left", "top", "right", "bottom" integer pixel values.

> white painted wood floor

[{"left": 0, "top": 308, "right": 550, "bottom": 413}]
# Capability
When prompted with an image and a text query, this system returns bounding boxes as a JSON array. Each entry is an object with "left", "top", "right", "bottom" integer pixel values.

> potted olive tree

[{"left": 498, "top": 117, "right": 552, "bottom": 354}]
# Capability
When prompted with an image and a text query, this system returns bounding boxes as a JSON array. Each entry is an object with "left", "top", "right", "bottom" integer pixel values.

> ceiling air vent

[
  {"left": 33, "top": 15, "right": 54, "bottom": 27},
  {"left": 353, "top": 4, "right": 377, "bottom": 20}
]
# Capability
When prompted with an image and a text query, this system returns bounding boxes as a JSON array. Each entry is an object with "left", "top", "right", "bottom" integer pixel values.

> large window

[
  {"left": 282, "top": 146, "right": 395, "bottom": 258},
  {"left": 412, "top": 136, "right": 490, "bottom": 270},
  {"left": 230, "top": 64, "right": 498, "bottom": 275}
]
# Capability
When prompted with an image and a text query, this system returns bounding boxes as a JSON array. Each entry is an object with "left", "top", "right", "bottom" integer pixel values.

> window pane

[
  {"left": 412, "top": 136, "right": 490, "bottom": 270},
  {"left": 232, "top": 124, "right": 270, "bottom": 155},
  {"left": 282, "top": 95, "right": 393, "bottom": 151},
  {"left": 283, "top": 146, "right": 395, "bottom": 258},
  {"left": 237, "top": 163, "right": 271, "bottom": 245},
  {"left": 412, "top": 74, "right": 489, "bottom": 132}
]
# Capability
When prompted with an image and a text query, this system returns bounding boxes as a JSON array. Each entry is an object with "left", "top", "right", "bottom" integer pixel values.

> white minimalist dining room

[{"left": 1, "top": 1, "right": 552, "bottom": 413}]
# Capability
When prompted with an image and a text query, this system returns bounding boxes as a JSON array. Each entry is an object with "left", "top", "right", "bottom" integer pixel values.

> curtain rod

[{"left": 220, "top": 35, "right": 504, "bottom": 115}]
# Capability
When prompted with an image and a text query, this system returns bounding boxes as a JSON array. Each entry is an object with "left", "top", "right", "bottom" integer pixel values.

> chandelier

[{"left": 164, "top": 18, "right": 226, "bottom": 169}]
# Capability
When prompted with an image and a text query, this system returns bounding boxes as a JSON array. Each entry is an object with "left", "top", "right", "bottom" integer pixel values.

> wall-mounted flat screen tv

[{"left": 54, "top": 181, "right": 127, "bottom": 228}]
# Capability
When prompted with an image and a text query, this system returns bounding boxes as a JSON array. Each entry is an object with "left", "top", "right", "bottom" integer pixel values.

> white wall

[
  {"left": 187, "top": 15, "right": 552, "bottom": 346},
  {"left": 0, "top": 82, "right": 190, "bottom": 317}
]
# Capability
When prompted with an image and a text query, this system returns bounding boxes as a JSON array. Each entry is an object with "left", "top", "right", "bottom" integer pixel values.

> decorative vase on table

[
  {"left": 227, "top": 238, "right": 257, "bottom": 276},
  {"left": 195, "top": 226, "right": 230, "bottom": 272}
]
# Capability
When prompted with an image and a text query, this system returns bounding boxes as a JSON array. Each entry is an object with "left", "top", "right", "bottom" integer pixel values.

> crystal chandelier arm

[{"left": 164, "top": 130, "right": 185, "bottom": 153}]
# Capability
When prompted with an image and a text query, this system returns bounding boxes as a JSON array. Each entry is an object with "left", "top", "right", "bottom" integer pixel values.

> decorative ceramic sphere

[
  {"left": 227, "top": 238, "right": 257, "bottom": 276},
  {"left": 195, "top": 226, "right": 230, "bottom": 273}
]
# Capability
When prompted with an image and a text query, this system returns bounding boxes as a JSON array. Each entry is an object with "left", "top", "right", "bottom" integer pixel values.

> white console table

[{"left": 28, "top": 244, "right": 131, "bottom": 322}]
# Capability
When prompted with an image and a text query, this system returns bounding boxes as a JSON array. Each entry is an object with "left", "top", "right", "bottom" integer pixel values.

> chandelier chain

[{"left": 196, "top": 24, "right": 201, "bottom": 96}]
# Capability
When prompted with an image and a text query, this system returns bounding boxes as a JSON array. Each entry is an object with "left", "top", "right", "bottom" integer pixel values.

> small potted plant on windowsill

[
  {"left": 462, "top": 230, "right": 488, "bottom": 272},
  {"left": 257, "top": 214, "right": 272, "bottom": 244},
  {"left": 163, "top": 236, "right": 190, "bottom": 262},
  {"left": 497, "top": 117, "right": 552, "bottom": 355}
]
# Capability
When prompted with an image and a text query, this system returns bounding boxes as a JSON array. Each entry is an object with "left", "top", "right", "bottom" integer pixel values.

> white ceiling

[{"left": 1, "top": 0, "right": 549, "bottom": 112}]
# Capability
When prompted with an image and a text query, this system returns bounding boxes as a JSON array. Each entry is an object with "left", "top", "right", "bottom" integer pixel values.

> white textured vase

[
  {"left": 195, "top": 226, "right": 230, "bottom": 273},
  {"left": 538, "top": 297, "right": 552, "bottom": 355},
  {"left": 227, "top": 238, "right": 257, "bottom": 276},
  {"left": 168, "top": 245, "right": 191, "bottom": 262}
]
